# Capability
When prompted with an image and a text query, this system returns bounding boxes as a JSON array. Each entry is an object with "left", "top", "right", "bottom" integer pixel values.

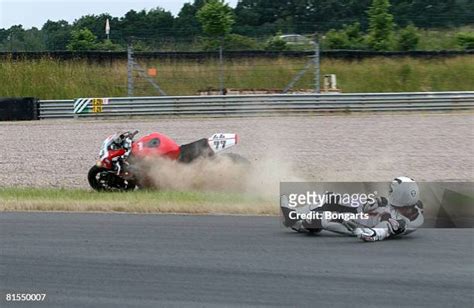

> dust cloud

[{"left": 136, "top": 152, "right": 304, "bottom": 198}]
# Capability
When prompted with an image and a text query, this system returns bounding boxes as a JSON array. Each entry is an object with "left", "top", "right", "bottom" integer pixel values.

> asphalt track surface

[{"left": 1, "top": 213, "right": 472, "bottom": 307}]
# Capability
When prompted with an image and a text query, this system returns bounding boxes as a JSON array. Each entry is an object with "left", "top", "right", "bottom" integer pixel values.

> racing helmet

[{"left": 388, "top": 176, "right": 419, "bottom": 207}]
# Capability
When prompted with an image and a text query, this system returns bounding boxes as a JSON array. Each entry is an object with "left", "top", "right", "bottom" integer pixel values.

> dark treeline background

[{"left": 0, "top": 0, "right": 473, "bottom": 51}]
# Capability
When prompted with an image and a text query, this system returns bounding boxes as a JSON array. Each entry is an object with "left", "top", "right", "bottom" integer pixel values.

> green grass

[
  {"left": 0, "top": 188, "right": 277, "bottom": 215},
  {"left": 0, "top": 56, "right": 473, "bottom": 99},
  {"left": 323, "top": 57, "right": 474, "bottom": 92},
  {"left": 417, "top": 26, "right": 474, "bottom": 50}
]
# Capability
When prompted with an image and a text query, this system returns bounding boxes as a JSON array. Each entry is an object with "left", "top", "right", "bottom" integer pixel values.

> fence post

[
  {"left": 314, "top": 36, "right": 320, "bottom": 93},
  {"left": 219, "top": 42, "right": 224, "bottom": 95},
  {"left": 127, "top": 42, "right": 134, "bottom": 97}
]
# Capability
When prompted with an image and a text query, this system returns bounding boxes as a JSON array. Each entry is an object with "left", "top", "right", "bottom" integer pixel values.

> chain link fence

[{"left": 125, "top": 37, "right": 322, "bottom": 97}]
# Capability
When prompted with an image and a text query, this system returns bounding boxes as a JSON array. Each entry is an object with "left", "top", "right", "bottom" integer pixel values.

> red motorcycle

[{"left": 88, "top": 130, "right": 244, "bottom": 191}]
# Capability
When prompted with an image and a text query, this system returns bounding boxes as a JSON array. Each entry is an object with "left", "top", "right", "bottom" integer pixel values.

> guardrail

[{"left": 38, "top": 92, "right": 474, "bottom": 119}]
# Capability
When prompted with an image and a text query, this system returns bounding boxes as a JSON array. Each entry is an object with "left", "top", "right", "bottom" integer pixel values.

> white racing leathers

[{"left": 321, "top": 197, "right": 424, "bottom": 242}]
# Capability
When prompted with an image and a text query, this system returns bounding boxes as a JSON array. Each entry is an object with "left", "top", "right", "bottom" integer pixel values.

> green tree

[
  {"left": 390, "top": 0, "right": 474, "bottom": 28},
  {"left": 118, "top": 7, "right": 174, "bottom": 48},
  {"left": 196, "top": 0, "right": 235, "bottom": 94},
  {"left": 119, "top": 10, "right": 149, "bottom": 39},
  {"left": 174, "top": 0, "right": 205, "bottom": 37},
  {"left": 42, "top": 20, "right": 72, "bottom": 50},
  {"left": 324, "top": 22, "right": 365, "bottom": 50},
  {"left": 264, "top": 35, "right": 288, "bottom": 51},
  {"left": 96, "top": 39, "right": 123, "bottom": 51},
  {"left": 23, "top": 27, "right": 47, "bottom": 51},
  {"left": 74, "top": 15, "right": 104, "bottom": 38},
  {"left": 0, "top": 25, "right": 47, "bottom": 51},
  {"left": 73, "top": 14, "right": 121, "bottom": 41},
  {"left": 397, "top": 23, "right": 420, "bottom": 51},
  {"left": 67, "top": 28, "right": 98, "bottom": 51},
  {"left": 196, "top": 0, "right": 235, "bottom": 38},
  {"left": 201, "top": 34, "right": 259, "bottom": 51},
  {"left": 232, "top": 0, "right": 474, "bottom": 36},
  {"left": 1, "top": 25, "right": 27, "bottom": 51},
  {"left": 366, "top": 0, "right": 395, "bottom": 51},
  {"left": 234, "top": 0, "right": 371, "bottom": 36},
  {"left": 146, "top": 8, "right": 174, "bottom": 37},
  {"left": 324, "top": 29, "right": 350, "bottom": 49}
]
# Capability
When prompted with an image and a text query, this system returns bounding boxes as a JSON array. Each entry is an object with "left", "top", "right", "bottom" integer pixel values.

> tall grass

[
  {"left": 417, "top": 26, "right": 474, "bottom": 50},
  {"left": 0, "top": 58, "right": 126, "bottom": 98},
  {"left": 0, "top": 56, "right": 473, "bottom": 99}
]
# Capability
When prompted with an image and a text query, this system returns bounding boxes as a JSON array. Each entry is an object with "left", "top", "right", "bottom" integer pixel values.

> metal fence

[{"left": 39, "top": 92, "right": 474, "bottom": 119}]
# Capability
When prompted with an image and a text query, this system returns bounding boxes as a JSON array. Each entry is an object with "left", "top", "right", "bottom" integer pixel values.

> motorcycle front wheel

[{"left": 87, "top": 165, "right": 136, "bottom": 192}]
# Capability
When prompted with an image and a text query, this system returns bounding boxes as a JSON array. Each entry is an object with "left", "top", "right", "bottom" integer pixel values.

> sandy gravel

[{"left": 1, "top": 112, "right": 473, "bottom": 188}]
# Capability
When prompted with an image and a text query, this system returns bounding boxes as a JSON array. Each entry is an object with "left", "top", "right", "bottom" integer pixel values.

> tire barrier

[{"left": 0, "top": 97, "right": 39, "bottom": 121}]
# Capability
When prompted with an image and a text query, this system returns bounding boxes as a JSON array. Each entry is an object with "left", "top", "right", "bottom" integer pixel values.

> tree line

[{"left": 0, "top": 0, "right": 473, "bottom": 52}]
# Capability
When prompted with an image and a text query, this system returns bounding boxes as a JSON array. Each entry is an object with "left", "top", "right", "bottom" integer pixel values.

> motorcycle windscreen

[{"left": 132, "top": 133, "right": 180, "bottom": 159}]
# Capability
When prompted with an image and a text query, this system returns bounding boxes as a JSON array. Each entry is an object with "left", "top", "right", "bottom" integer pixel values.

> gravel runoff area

[{"left": 0, "top": 112, "right": 473, "bottom": 188}]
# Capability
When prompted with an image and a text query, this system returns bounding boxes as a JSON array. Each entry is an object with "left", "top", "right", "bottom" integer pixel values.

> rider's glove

[
  {"left": 362, "top": 196, "right": 388, "bottom": 213},
  {"left": 358, "top": 228, "right": 385, "bottom": 242},
  {"left": 357, "top": 218, "right": 407, "bottom": 242},
  {"left": 387, "top": 218, "right": 407, "bottom": 236}
]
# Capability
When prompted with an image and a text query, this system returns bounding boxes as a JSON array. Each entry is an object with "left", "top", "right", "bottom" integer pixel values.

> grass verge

[
  {"left": 0, "top": 188, "right": 278, "bottom": 215},
  {"left": 1, "top": 56, "right": 473, "bottom": 99}
]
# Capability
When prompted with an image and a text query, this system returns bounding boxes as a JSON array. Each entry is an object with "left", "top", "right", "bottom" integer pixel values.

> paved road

[{"left": 0, "top": 213, "right": 472, "bottom": 307}]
